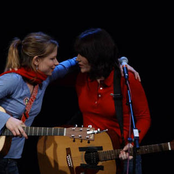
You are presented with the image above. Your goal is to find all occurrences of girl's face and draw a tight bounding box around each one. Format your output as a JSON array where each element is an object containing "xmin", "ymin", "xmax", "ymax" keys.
[
  {"xmin": 34, "ymin": 46, "xmax": 59, "ymax": 76},
  {"xmin": 76, "ymin": 54, "xmax": 91, "ymax": 73}
]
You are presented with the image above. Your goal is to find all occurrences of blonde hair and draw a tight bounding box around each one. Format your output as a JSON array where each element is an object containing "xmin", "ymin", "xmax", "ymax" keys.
[
  {"xmin": 5, "ymin": 38, "xmax": 21, "ymax": 71},
  {"xmin": 5, "ymin": 32, "xmax": 59, "ymax": 71}
]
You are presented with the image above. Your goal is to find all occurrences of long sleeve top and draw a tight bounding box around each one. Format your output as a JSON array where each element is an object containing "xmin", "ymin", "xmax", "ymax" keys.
[
  {"xmin": 75, "ymin": 69, "xmax": 151, "ymax": 146},
  {"xmin": 0, "ymin": 57, "xmax": 77, "ymax": 159}
]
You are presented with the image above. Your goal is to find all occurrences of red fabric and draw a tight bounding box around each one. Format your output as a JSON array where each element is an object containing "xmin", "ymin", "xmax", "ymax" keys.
[
  {"xmin": 75, "ymin": 70, "xmax": 151, "ymax": 145},
  {"xmin": 21, "ymin": 84, "xmax": 39, "ymax": 122},
  {"xmin": 0, "ymin": 67, "xmax": 47, "ymax": 84}
]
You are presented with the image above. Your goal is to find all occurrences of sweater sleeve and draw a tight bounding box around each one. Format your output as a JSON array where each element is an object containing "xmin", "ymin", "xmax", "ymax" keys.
[
  {"xmin": 50, "ymin": 57, "xmax": 78, "ymax": 81},
  {"xmin": 0, "ymin": 74, "xmax": 19, "ymax": 131},
  {"xmin": 126, "ymin": 72, "xmax": 151, "ymax": 143}
]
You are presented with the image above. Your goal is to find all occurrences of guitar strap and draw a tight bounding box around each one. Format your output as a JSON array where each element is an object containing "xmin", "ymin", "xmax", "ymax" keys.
[
  {"xmin": 21, "ymin": 84, "xmax": 39, "ymax": 122},
  {"xmin": 113, "ymin": 69, "xmax": 125, "ymax": 147}
]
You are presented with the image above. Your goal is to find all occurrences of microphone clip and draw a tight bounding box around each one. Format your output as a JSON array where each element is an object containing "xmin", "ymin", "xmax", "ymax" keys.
[{"xmin": 110, "ymin": 93, "xmax": 123, "ymax": 100}]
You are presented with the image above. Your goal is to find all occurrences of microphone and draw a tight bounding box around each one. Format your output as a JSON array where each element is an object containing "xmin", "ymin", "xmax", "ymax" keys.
[{"xmin": 118, "ymin": 56, "xmax": 129, "ymax": 80}]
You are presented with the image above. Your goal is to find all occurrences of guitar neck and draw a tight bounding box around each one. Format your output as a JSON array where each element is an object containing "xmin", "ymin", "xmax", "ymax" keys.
[
  {"xmin": 1, "ymin": 127, "xmax": 66, "ymax": 136},
  {"xmin": 98, "ymin": 141, "xmax": 173, "ymax": 161},
  {"xmin": 137, "ymin": 142, "xmax": 172, "ymax": 155}
]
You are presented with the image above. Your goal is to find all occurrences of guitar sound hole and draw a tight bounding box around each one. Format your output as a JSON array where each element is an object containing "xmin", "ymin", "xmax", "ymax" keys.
[{"xmin": 85, "ymin": 151, "xmax": 99, "ymax": 165}]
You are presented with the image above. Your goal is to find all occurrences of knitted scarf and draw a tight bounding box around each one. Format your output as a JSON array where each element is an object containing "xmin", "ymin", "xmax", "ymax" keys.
[{"xmin": 0, "ymin": 67, "xmax": 47, "ymax": 84}]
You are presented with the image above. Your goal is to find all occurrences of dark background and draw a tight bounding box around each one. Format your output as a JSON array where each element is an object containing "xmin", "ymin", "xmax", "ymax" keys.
[{"xmin": 1, "ymin": 2, "xmax": 173, "ymax": 174}]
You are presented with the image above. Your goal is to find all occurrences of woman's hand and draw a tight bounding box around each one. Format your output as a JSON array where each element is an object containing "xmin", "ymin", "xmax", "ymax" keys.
[
  {"xmin": 6, "ymin": 117, "xmax": 28, "ymax": 139},
  {"xmin": 120, "ymin": 64, "xmax": 141, "ymax": 82},
  {"xmin": 119, "ymin": 143, "xmax": 133, "ymax": 160}
]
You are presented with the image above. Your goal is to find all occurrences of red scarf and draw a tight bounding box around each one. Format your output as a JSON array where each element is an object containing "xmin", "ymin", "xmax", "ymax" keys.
[{"xmin": 0, "ymin": 67, "xmax": 47, "ymax": 84}]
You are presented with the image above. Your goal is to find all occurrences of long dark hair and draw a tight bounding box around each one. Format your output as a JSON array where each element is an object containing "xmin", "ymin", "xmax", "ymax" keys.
[{"xmin": 74, "ymin": 28, "xmax": 120, "ymax": 80}]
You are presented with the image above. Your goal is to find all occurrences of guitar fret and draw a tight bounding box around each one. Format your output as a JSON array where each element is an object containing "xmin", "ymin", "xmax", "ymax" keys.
[
  {"xmin": 115, "ymin": 149, "xmax": 120, "ymax": 158},
  {"xmin": 106, "ymin": 150, "xmax": 112, "ymax": 160},
  {"xmin": 26, "ymin": 127, "xmax": 29, "ymax": 135},
  {"xmin": 46, "ymin": 128, "xmax": 49, "ymax": 135},
  {"xmin": 29, "ymin": 127, "xmax": 31, "ymax": 135},
  {"xmin": 45, "ymin": 127, "xmax": 47, "ymax": 135},
  {"xmin": 42, "ymin": 127, "xmax": 44, "ymax": 135},
  {"xmin": 32, "ymin": 127, "xmax": 34, "ymax": 135},
  {"xmin": 52, "ymin": 128, "xmax": 54, "ymax": 135},
  {"xmin": 99, "ymin": 149, "xmax": 120, "ymax": 161},
  {"xmin": 1, "ymin": 129, "xmax": 13, "ymax": 136},
  {"xmin": 55, "ymin": 128, "xmax": 58, "ymax": 136},
  {"xmin": 37, "ymin": 127, "xmax": 39, "ymax": 135},
  {"xmin": 168, "ymin": 142, "xmax": 171, "ymax": 150},
  {"xmin": 138, "ymin": 142, "xmax": 170, "ymax": 155},
  {"xmin": 42, "ymin": 127, "xmax": 45, "ymax": 135},
  {"xmin": 56, "ymin": 128, "xmax": 63, "ymax": 136}
]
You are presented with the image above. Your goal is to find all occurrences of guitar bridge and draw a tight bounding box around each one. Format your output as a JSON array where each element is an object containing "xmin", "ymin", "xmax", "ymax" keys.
[{"xmin": 66, "ymin": 147, "xmax": 75, "ymax": 174}]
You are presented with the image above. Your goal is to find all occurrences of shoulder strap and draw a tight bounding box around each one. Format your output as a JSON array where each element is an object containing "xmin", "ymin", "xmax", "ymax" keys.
[
  {"xmin": 113, "ymin": 69, "xmax": 125, "ymax": 147},
  {"xmin": 21, "ymin": 84, "xmax": 39, "ymax": 122}
]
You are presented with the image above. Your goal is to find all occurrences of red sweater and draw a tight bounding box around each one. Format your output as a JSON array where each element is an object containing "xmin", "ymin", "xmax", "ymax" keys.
[{"xmin": 75, "ymin": 70, "xmax": 151, "ymax": 145}]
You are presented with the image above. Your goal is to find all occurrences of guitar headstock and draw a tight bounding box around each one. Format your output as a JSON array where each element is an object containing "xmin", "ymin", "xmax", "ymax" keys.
[{"xmin": 66, "ymin": 125, "xmax": 103, "ymax": 142}]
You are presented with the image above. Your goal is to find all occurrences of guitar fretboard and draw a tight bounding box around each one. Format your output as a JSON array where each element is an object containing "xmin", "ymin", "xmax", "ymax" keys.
[
  {"xmin": 98, "ymin": 142, "xmax": 172, "ymax": 161},
  {"xmin": 137, "ymin": 142, "xmax": 171, "ymax": 154},
  {"xmin": 98, "ymin": 149, "xmax": 120, "ymax": 161},
  {"xmin": 1, "ymin": 127, "xmax": 65, "ymax": 136}
]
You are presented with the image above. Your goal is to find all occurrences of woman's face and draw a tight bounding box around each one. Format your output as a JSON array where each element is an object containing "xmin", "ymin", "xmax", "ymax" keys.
[
  {"xmin": 35, "ymin": 46, "xmax": 59, "ymax": 76},
  {"xmin": 76, "ymin": 54, "xmax": 91, "ymax": 73}
]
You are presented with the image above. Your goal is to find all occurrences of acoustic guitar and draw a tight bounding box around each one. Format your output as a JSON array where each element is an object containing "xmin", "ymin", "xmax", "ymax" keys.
[
  {"xmin": 0, "ymin": 106, "xmax": 99, "ymax": 158},
  {"xmin": 37, "ymin": 131, "xmax": 174, "ymax": 174}
]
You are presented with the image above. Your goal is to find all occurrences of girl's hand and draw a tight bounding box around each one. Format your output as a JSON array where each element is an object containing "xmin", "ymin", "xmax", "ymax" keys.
[
  {"xmin": 119, "ymin": 143, "xmax": 133, "ymax": 160},
  {"xmin": 120, "ymin": 64, "xmax": 141, "ymax": 82},
  {"xmin": 6, "ymin": 117, "xmax": 28, "ymax": 139}
]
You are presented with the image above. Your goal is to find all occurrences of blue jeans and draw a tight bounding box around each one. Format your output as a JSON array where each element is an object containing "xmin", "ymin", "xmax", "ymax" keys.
[
  {"xmin": 123, "ymin": 155, "xmax": 142, "ymax": 174},
  {"xmin": 0, "ymin": 158, "xmax": 19, "ymax": 174}
]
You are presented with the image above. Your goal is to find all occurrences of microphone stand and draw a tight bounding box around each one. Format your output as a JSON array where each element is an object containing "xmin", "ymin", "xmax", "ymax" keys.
[{"xmin": 123, "ymin": 65, "xmax": 140, "ymax": 174}]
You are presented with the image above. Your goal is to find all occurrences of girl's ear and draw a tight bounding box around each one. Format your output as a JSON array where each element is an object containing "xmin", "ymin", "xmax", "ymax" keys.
[{"xmin": 33, "ymin": 56, "xmax": 40, "ymax": 66}]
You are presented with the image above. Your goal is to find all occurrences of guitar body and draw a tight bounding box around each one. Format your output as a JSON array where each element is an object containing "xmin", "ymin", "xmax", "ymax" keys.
[
  {"xmin": 0, "ymin": 106, "xmax": 12, "ymax": 158},
  {"xmin": 0, "ymin": 136, "xmax": 12, "ymax": 158},
  {"xmin": 37, "ymin": 130, "xmax": 120, "ymax": 174}
]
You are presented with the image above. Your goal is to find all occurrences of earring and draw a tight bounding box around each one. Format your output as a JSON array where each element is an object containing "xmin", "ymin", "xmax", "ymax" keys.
[{"xmin": 36, "ymin": 65, "xmax": 39, "ymax": 70}]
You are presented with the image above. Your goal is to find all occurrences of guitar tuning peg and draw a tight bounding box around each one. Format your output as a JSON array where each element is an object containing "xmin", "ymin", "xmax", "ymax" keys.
[
  {"xmin": 86, "ymin": 136, "xmax": 90, "ymax": 143},
  {"xmin": 71, "ymin": 134, "xmax": 75, "ymax": 142},
  {"xmin": 88, "ymin": 125, "xmax": 92, "ymax": 128},
  {"xmin": 78, "ymin": 135, "xmax": 83, "ymax": 142}
]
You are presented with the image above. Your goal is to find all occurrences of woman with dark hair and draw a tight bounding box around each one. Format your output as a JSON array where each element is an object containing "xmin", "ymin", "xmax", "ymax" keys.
[{"xmin": 74, "ymin": 28, "xmax": 151, "ymax": 174}]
